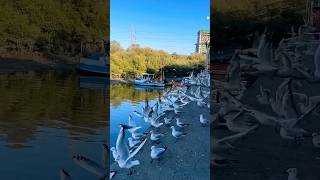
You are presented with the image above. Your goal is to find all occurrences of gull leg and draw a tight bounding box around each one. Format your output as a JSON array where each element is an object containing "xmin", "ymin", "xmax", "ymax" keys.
[{"xmin": 128, "ymin": 168, "xmax": 133, "ymax": 176}]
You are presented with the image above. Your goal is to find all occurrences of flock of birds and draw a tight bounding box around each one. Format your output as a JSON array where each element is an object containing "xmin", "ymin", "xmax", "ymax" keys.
[
  {"xmin": 59, "ymin": 70, "xmax": 210, "ymax": 180},
  {"xmin": 213, "ymin": 22, "xmax": 320, "ymax": 180}
]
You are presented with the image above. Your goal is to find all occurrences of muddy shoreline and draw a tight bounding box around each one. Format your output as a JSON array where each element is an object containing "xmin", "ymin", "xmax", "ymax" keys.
[{"xmin": 0, "ymin": 57, "xmax": 76, "ymax": 74}]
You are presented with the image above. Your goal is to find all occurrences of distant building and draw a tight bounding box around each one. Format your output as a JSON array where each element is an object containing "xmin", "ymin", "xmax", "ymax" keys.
[{"xmin": 196, "ymin": 30, "xmax": 210, "ymax": 54}]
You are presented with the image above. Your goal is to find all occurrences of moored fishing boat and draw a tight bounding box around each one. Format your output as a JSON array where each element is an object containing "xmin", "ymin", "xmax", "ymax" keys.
[
  {"xmin": 134, "ymin": 73, "xmax": 165, "ymax": 87},
  {"xmin": 79, "ymin": 52, "xmax": 109, "ymax": 76}
]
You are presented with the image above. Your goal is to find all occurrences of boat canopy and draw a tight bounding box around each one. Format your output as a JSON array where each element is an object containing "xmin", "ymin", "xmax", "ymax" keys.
[{"xmin": 141, "ymin": 73, "xmax": 155, "ymax": 78}]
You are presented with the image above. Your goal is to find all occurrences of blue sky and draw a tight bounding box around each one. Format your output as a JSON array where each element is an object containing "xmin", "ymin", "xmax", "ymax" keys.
[{"xmin": 110, "ymin": 0, "xmax": 210, "ymax": 55}]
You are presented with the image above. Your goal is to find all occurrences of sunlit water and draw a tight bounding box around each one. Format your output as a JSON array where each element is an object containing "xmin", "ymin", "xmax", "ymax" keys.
[
  {"xmin": 0, "ymin": 70, "xmax": 107, "ymax": 180},
  {"xmin": 110, "ymin": 84, "xmax": 165, "ymax": 148}
]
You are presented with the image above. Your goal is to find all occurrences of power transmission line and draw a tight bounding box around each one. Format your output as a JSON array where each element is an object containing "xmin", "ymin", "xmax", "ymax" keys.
[{"xmin": 129, "ymin": 25, "xmax": 136, "ymax": 45}]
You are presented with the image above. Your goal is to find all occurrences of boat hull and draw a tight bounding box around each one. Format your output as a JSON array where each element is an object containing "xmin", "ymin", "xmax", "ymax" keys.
[
  {"xmin": 134, "ymin": 80, "xmax": 165, "ymax": 87},
  {"xmin": 79, "ymin": 63, "xmax": 109, "ymax": 76},
  {"xmin": 78, "ymin": 54, "xmax": 109, "ymax": 76},
  {"xmin": 134, "ymin": 85, "xmax": 165, "ymax": 90}
]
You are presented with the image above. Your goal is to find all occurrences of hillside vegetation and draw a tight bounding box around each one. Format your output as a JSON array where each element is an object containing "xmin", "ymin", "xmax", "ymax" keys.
[
  {"xmin": 0, "ymin": 0, "xmax": 109, "ymax": 62},
  {"xmin": 110, "ymin": 41, "xmax": 207, "ymax": 78}
]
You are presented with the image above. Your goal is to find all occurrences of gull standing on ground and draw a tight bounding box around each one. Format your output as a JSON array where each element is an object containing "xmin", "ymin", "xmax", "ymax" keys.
[
  {"xmin": 150, "ymin": 146, "xmax": 167, "ymax": 160},
  {"xmin": 200, "ymin": 114, "xmax": 209, "ymax": 126},
  {"xmin": 164, "ymin": 117, "xmax": 172, "ymax": 124},
  {"xmin": 150, "ymin": 130, "xmax": 164, "ymax": 141},
  {"xmin": 170, "ymin": 126, "xmax": 187, "ymax": 139},
  {"xmin": 150, "ymin": 118, "xmax": 164, "ymax": 128},
  {"xmin": 176, "ymin": 118, "xmax": 190, "ymax": 128},
  {"xmin": 312, "ymin": 132, "xmax": 320, "ymax": 148},
  {"xmin": 286, "ymin": 168, "xmax": 299, "ymax": 180}
]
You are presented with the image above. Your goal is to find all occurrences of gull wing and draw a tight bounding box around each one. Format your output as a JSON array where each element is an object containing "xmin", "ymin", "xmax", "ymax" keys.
[
  {"xmin": 129, "ymin": 126, "xmax": 141, "ymax": 133},
  {"xmin": 72, "ymin": 155, "xmax": 104, "ymax": 177},
  {"xmin": 153, "ymin": 148, "xmax": 166, "ymax": 155},
  {"xmin": 289, "ymin": 102, "xmax": 320, "ymax": 127},
  {"xmin": 293, "ymin": 92, "xmax": 308, "ymax": 105},
  {"xmin": 133, "ymin": 111, "xmax": 143, "ymax": 118},
  {"xmin": 128, "ymin": 115, "xmax": 136, "ymax": 127},
  {"xmin": 127, "ymin": 138, "xmax": 147, "ymax": 161},
  {"xmin": 218, "ymin": 124, "xmax": 258, "ymax": 143},
  {"xmin": 239, "ymin": 54, "xmax": 259, "ymax": 63}
]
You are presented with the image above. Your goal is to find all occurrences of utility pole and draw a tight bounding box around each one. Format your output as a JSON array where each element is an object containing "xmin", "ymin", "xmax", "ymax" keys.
[{"xmin": 130, "ymin": 24, "xmax": 136, "ymax": 46}]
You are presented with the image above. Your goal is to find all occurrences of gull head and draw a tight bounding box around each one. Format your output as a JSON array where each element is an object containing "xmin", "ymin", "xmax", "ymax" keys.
[
  {"xmin": 170, "ymin": 126, "xmax": 174, "ymax": 129},
  {"xmin": 151, "ymin": 146, "xmax": 155, "ymax": 150},
  {"xmin": 286, "ymin": 168, "xmax": 298, "ymax": 176},
  {"xmin": 110, "ymin": 147, "xmax": 116, "ymax": 151},
  {"xmin": 128, "ymin": 137, "xmax": 133, "ymax": 141}
]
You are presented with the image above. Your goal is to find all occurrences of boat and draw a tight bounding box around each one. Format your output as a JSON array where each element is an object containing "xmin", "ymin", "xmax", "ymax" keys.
[
  {"xmin": 134, "ymin": 85, "xmax": 165, "ymax": 90},
  {"xmin": 134, "ymin": 73, "xmax": 165, "ymax": 87},
  {"xmin": 79, "ymin": 52, "xmax": 109, "ymax": 76}
]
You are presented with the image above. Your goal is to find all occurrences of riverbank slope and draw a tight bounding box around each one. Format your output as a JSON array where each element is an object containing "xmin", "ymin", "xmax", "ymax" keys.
[{"xmin": 0, "ymin": 58, "xmax": 76, "ymax": 74}]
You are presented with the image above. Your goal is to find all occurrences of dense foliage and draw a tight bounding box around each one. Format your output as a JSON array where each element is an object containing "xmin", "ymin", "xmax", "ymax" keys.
[
  {"xmin": 211, "ymin": 0, "xmax": 305, "ymax": 48},
  {"xmin": 0, "ymin": 0, "xmax": 109, "ymax": 61},
  {"xmin": 110, "ymin": 41, "xmax": 207, "ymax": 78}
]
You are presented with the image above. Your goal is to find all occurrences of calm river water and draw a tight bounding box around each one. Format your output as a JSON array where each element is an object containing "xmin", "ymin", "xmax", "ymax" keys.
[{"xmin": 0, "ymin": 70, "xmax": 107, "ymax": 180}]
